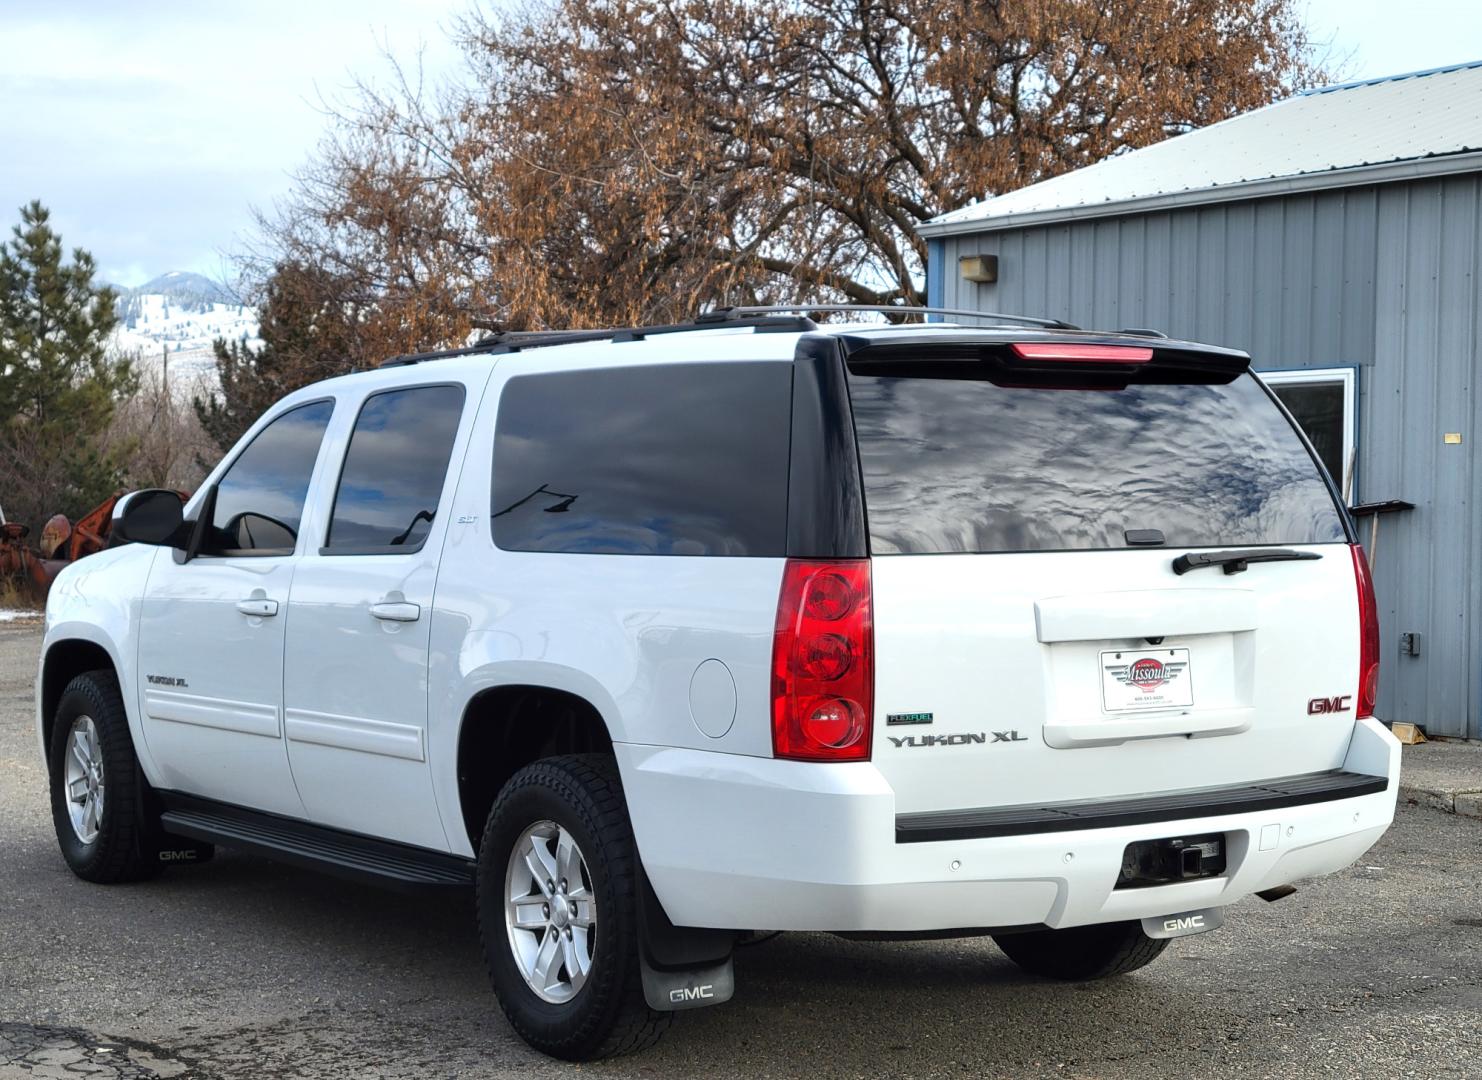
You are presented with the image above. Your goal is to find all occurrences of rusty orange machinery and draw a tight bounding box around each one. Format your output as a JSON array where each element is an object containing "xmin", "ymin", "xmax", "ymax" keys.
[{"xmin": 0, "ymin": 491, "xmax": 190, "ymax": 602}]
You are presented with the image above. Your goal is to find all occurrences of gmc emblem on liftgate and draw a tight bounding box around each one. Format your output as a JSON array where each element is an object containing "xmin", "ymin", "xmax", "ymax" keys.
[{"xmin": 1307, "ymin": 695, "xmax": 1353, "ymax": 715}]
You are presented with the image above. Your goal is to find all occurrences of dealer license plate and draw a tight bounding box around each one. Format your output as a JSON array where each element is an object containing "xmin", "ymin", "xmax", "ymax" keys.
[{"xmin": 1100, "ymin": 648, "xmax": 1194, "ymax": 712}]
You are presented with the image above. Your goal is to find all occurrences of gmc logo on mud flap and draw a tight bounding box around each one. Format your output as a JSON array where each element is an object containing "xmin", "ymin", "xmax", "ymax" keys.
[
  {"xmin": 1164, "ymin": 915, "xmax": 1205, "ymax": 933},
  {"xmin": 669, "ymin": 985, "xmax": 714, "ymax": 1003},
  {"xmin": 1307, "ymin": 695, "xmax": 1353, "ymax": 715},
  {"xmin": 158, "ymin": 850, "xmax": 198, "ymax": 862}
]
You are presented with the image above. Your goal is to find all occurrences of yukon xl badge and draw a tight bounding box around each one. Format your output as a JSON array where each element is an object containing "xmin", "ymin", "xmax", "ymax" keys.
[
  {"xmin": 889, "ymin": 731, "xmax": 1027, "ymax": 748},
  {"xmin": 145, "ymin": 674, "xmax": 189, "ymax": 688}
]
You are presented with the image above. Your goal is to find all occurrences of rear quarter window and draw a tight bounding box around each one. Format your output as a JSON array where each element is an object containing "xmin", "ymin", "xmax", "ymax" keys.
[
  {"xmin": 847, "ymin": 370, "xmax": 1346, "ymax": 555},
  {"xmin": 492, "ymin": 362, "xmax": 792, "ymax": 556}
]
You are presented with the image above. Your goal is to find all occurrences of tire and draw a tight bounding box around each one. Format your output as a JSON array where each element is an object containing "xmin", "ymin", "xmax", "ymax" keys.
[
  {"xmin": 476, "ymin": 754, "xmax": 670, "ymax": 1061},
  {"xmin": 992, "ymin": 921, "xmax": 1170, "ymax": 980},
  {"xmin": 48, "ymin": 670, "xmax": 159, "ymax": 884}
]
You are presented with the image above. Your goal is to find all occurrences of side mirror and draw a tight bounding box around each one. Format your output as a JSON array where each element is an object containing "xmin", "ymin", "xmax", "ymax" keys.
[{"xmin": 111, "ymin": 489, "xmax": 187, "ymax": 548}]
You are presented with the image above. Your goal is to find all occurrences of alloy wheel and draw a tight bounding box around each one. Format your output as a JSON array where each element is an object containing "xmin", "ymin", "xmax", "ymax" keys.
[
  {"xmin": 504, "ymin": 820, "xmax": 597, "ymax": 1004},
  {"xmin": 63, "ymin": 714, "xmax": 105, "ymax": 845}
]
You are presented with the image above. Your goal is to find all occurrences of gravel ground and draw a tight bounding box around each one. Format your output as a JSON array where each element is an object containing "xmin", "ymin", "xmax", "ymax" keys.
[{"xmin": 2, "ymin": 621, "xmax": 1480, "ymax": 1079}]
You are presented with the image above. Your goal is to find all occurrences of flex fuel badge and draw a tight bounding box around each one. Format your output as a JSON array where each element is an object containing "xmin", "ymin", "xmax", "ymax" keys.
[{"xmin": 886, "ymin": 712, "xmax": 933, "ymax": 726}]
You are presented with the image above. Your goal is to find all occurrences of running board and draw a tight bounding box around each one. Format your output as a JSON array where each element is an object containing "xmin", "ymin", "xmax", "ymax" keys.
[{"xmin": 158, "ymin": 793, "xmax": 475, "ymax": 890}]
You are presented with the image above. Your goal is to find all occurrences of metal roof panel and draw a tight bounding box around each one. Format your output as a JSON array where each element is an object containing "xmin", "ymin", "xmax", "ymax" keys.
[{"xmin": 926, "ymin": 60, "xmax": 1482, "ymax": 234}]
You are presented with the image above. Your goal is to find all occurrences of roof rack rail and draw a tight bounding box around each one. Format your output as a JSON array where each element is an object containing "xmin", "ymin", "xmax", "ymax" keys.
[
  {"xmin": 378, "ymin": 313, "xmax": 816, "ymax": 367},
  {"xmin": 696, "ymin": 304, "xmax": 1079, "ymax": 330},
  {"xmin": 377, "ymin": 304, "xmax": 1077, "ymax": 368}
]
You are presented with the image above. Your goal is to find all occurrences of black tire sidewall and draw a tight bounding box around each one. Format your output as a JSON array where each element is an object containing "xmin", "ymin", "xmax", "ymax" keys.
[
  {"xmin": 477, "ymin": 759, "xmax": 644, "ymax": 1058},
  {"xmin": 993, "ymin": 920, "xmax": 1167, "ymax": 980},
  {"xmin": 48, "ymin": 672, "xmax": 152, "ymax": 882}
]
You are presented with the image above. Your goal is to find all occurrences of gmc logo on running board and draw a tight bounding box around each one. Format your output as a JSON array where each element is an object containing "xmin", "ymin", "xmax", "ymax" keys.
[{"xmin": 1307, "ymin": 695, "xmax": 1353, "ymax": 715}]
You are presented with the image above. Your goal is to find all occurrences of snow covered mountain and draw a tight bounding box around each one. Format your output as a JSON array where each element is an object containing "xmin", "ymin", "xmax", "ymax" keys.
[{"xmin": 107, "ymin": 271, "xmax": 261, "ymax": 383}]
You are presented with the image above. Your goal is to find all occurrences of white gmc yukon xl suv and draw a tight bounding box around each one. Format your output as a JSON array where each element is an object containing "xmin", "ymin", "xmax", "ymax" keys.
[{"xmin": 38, "ymin": 308, "xmax": 1400, "ymax": 1060}]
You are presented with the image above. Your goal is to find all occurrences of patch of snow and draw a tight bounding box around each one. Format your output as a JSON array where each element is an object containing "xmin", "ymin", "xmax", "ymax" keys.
[
  {"xmin": 0, "ymin": 609, "xmax": 43, "ymax": 622},
  {"xmin": 109, "ymin": 287, "xmax": 261, "ymax": 383}
]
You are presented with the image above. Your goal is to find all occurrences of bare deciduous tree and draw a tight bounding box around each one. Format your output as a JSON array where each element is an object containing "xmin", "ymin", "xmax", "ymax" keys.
[
  {"xmin": 256, "ymin": 0, "xmax": 1325, "ymax": 344},
  {"xmin": 106, "ymin": 355, "xmax": 213, "ymax": 491}
]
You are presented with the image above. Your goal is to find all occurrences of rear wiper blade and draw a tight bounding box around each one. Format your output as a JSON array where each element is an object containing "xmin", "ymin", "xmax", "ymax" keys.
[{"xmin": 1171, "ymin": 549, "xmax": 1322, "ymax": 576}]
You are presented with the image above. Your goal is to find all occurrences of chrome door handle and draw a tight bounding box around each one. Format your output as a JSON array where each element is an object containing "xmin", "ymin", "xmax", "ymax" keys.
[
  {"xmin": 236, "ymin": 598, "xmax": 279, "ymax": 618},
  {"xmin": 370, "ymin": 601, "xmax": 421, "ymax": 623}
]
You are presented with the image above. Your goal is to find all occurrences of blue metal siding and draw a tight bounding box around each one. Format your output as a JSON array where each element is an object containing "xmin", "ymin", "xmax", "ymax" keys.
[
  {"xmin": 942, "ymin": 190, "xmax": 1383, "ymax": 368},
  {"xmin": 925, "ymin": 238, "xmax": 945, "ymax": 316},
  {"xmin": 940, "ymin": 175, "xmax": 1482, "ymax": 737},
  {"xmin": 1368, "ymin": 177, "xmax": 1481, "ymax": 738}
]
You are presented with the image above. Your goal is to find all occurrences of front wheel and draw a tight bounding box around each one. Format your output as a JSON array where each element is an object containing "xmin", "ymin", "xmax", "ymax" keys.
[
  {"xmin": 992, "ymin": 921, "xmax": 1169, "ymax": 980},
  {"xmin": 48, "ymin": 671, "xmax": 159, "ymax": 883},
  {"xmin": 476, "ymin": 755, "xmax": 669, "ymax": 1060}
]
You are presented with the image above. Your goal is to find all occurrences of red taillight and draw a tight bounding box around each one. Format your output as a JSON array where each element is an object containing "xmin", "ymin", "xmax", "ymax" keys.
[
  {"xmin": 1009, "ymin": 342, "xmax": 1154, "ymax": 364},
  {"xmin": 1352, "ymin": 544, "xmax": 1380, "ymax": 718},
  {"xmin": 772, "ymin": 559, "xmax": 873, "ymax": 761}
]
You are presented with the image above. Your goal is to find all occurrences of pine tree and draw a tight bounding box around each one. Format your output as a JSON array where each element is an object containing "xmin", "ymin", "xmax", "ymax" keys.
[
  {"xmin": 0, "ymin": 201, "xmax": 136, "ymax": 531},
  {"xmin": 194, "ymin": 262, "xmax": 361, "ymax": 454}
]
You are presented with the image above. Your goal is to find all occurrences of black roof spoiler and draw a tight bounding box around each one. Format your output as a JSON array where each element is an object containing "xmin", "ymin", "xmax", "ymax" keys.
[{"xmin": 838, "ymin": 330, "xmax": 1251, "ymax": 383}]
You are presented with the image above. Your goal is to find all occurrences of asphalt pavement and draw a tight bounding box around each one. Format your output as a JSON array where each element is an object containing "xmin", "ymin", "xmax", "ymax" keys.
[{"xmin": 2, "ymin": 620, "xmax": 1480, "ymax": 1079}]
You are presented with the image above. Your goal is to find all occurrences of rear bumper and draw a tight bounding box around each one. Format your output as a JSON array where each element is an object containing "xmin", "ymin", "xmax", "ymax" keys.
[{"xmin": 617, "ymin": 717, "xmax": 1400, "ymax": 933}]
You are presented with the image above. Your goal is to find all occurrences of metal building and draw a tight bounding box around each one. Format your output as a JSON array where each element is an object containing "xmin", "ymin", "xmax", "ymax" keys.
[{"xmin": 921, "ymin": 62, "xmax": 1482, "ymax": 738}]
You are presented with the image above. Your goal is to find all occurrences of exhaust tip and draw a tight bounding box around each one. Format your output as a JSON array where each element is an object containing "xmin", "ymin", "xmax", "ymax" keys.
[{"xmin": 1256, "ymin": 884, "xmax": 1298, "ymax": 903}]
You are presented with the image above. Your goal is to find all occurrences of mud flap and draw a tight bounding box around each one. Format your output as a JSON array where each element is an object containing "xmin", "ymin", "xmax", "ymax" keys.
[
  {"xmin": 140, "ymin": 788, "xmax": 215, "ymax": 866},
  {"xmin": 1141, "ymin": 907, "xmax": 1224, "ymax": 939},
  {"xmin": 640, "ymin": 953, "xmax": 735, "ymax": 1011},
  {"xmin": 636, "ymin": 866, "xmax": 736, "ymax": 1011},
  {"xmin": 150, "ymin": 837, "xmax": 216, "ymax": 866}
]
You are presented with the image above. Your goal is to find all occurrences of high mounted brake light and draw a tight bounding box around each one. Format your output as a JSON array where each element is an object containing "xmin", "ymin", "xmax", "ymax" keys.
[
  {"xmin": 772, "ymin": 559, "xmax": 874, "ymax": 761},
  {"xmin": 1352, "ymin": 544, "xmax": 1380, "ymax": 719},
  {"xmin": 1009, "ymin": 343, "xmax": 1154, "ymax": 364}
]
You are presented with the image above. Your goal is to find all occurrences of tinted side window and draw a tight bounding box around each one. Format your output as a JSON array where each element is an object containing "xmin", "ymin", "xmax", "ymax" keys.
[
  {"xmin": 203, "ymin": 399, "xmax": 334, "ymax": 556},
  {"xmin": 848, "ymin": 371, "xmax": 1346, "ymax": 554},
  {"xmin": 325, "ymin": 385, "xmax": 466, "ymax": 552},
  {"xmin": 493, "ymin": 363, "xmax": 791, "ymax": 556}
]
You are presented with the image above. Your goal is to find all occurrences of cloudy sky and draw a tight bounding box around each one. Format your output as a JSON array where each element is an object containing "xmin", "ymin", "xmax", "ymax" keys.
[
  {"xmin": 0, "ymin": 0, "xmax": 468, "ymax": 287},
  {"xmin": 2, "ymin": 0, "xmax": 1480, "ymax": 289}
]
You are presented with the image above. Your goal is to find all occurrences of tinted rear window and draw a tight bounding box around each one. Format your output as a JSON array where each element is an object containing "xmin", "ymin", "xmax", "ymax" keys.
[
  {"xmin": 492, "ymin": 362, "xmax": 791, "ymax": 556},
  {"xmin": 848, "ymin": 371, "xmax": 1346, "ymax": 555},
  {"xmin": 325, "ymin": 384, "xmax": 465, "ymax": 552}
]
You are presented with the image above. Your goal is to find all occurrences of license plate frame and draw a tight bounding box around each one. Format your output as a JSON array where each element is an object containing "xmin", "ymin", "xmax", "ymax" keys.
[{"xmin": 1099, "ymin": 647, "xmax": 1194, "ymax": 712}]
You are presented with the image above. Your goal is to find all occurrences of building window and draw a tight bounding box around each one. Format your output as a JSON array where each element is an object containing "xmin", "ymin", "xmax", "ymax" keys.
[{"xmin": 1258, "ymin": 367, "xmax": 1356, "ymax": 500}]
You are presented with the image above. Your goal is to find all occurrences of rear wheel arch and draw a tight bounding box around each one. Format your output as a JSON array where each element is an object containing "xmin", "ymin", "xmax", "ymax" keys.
[{"xmin": 456, "ymin": 685, "xmax": 618, "ymax": 851}]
